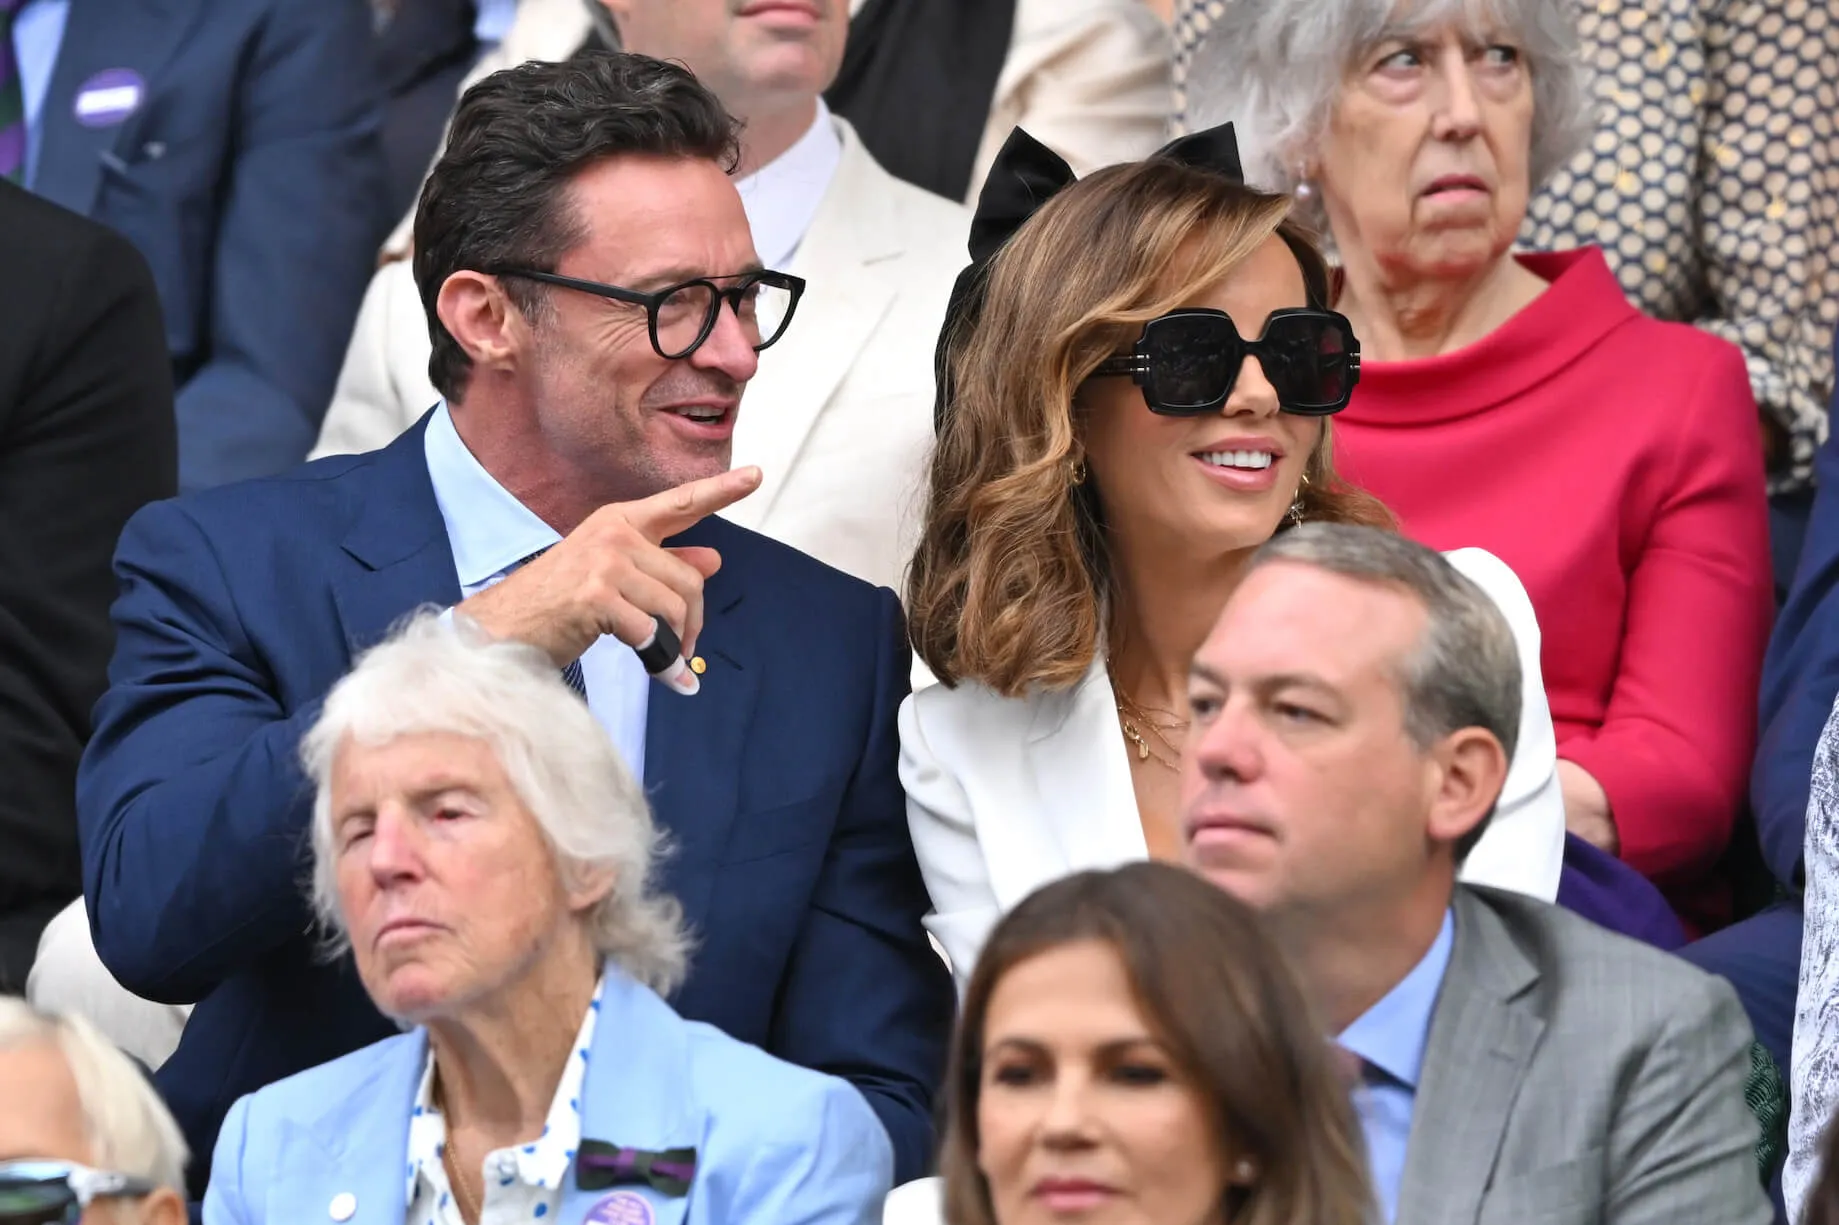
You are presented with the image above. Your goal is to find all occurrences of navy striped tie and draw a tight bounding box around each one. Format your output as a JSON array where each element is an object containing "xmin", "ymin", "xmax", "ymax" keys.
[{"xmin": 516, "ymin": 547, "xmax": 587, "ymax": 698}]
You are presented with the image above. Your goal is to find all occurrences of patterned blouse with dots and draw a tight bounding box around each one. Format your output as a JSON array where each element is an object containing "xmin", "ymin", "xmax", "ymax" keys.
[
  {"xmin": 404, "ymin": 974, "xmax": 604, "ymax": 1225},
  {"xmin": 1171, "ymin": 0, "xmax": 1838, "ymax": 491}
]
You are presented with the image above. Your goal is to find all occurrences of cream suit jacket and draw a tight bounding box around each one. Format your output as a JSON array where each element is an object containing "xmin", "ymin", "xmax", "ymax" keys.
[
  {"xmin": 900, "ymin": 547, "xmax": 1570, "ymax": 989},
  {"xmin": 967, "ymin": 0, "xmax": 1172, "ymax": 201},
  {"xmin": 842, "ymin": 0, "xmax": 1173, "ymax": 202}
]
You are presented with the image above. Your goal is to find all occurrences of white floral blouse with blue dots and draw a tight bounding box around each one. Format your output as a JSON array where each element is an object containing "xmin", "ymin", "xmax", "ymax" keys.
[{"xmin": 403, "ymin": 974, "xmax": 604, "ymax": 1225}]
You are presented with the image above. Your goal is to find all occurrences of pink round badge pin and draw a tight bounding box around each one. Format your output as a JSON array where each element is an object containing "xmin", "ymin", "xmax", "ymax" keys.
[
  {"xmin": 584, "ymin": 1191, "xmax": 655, "ymax": 1225},
  {"xmin": 73, "ymin": 69, "xmax": 146, "ymax": 129}
]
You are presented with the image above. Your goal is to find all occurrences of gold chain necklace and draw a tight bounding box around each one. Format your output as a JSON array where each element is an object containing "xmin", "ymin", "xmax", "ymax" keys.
[
  {"xmin": 1110, "ymin": 670, "xmax": 1189, "ymax": 774},
  {"xmin": 437, "ymin": 1078, "xmax": 483, "ymax": 1225}
]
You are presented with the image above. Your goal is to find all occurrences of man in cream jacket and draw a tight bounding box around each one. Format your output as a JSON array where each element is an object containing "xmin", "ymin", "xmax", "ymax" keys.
[{"xmin": 313, "ymin": 0, "xmax": 973, "ymax": 595}]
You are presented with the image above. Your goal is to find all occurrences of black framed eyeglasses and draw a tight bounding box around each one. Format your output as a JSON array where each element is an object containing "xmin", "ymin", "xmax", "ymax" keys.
[
  {"xmin": 1093, "ymin": 307, "xmax": 1361, "ymax": 416},
  {"xmin": 490, "ymin": 267, "xmax": 807, "ymax": 360},
  {"xmin": 0, "ymin": 1161, "xmax": 159, "ymax": 1225}
]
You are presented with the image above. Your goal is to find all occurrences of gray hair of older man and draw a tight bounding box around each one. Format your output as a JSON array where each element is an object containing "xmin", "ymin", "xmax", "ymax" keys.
[
  {"xmin": 0, "ymin": 999, "xmax": 189, "ymax": 1192},
  {"xmin": 1244, "ymin": 524, "xmax": 1522, "ymax": 856},
  {"xmin": 1185, "ymin": 0, "xmax": 1593, "ymax": 209},
  {"xmin": 301, "ymin": 611, "xmax": 690, "ymax": 996}
]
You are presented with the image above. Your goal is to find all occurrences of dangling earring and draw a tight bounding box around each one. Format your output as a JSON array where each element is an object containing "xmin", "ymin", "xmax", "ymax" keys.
[
  {"xmin": 1068, "ymin": 453, "xmax": 1088, "ymax": 487},
  {"xmin": 1287, "ymin": 472, "xmax": 1310, "ymax": 527},
  {"xmin": 1293, "ymin": 167, "xmax": 1316, "ymax": 203}
]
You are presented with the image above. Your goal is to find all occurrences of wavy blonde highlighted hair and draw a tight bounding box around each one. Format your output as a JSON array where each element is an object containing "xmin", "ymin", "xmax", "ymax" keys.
[{"xmin": 907, "ymin": 157, "xmax": 1392, "ymax": 697}]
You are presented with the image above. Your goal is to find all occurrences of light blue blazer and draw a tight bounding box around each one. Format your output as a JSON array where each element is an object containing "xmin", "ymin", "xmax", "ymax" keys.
[{"xmin": 202, "ymin": 971, "xmax": 894, "ymax": 1225}]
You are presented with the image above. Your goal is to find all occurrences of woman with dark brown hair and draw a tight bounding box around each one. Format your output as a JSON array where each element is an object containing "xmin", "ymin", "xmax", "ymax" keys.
[
  {"xmin": 899, "ymin": 123, "xmax": 1569, "ymax": 989},
  {"xmin": 934, "ymin": 862, "xmax": 1372, "ymax": 1225}
]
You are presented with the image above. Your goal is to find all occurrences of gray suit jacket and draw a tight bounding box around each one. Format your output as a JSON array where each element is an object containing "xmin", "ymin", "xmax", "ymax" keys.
[{"xmin": 1399, "ymin": 887, "xmax": 1771, "ymax": 1225}]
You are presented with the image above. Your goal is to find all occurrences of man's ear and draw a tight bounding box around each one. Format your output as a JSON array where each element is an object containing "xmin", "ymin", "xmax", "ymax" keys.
[
  {"xmin": 1424, "ymin": 726, "xmax": 1508, "ymax": 849},
  {"xmin": 435, "ymin": 271, "xmax": 526, "ymax": 376}
]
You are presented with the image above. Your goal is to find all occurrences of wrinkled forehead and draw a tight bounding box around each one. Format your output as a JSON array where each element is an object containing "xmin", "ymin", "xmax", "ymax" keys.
[
  {"xmin": 565, "ymin": 154, "xmax": 758, "ymax": 283},
  {"xmin": 1361, "ymin": 0, "xmax": 1549, "ymax": 45},
  {"xmin": 1214, "ymin": 566, "xmax": 1426, "ymax": 676},
  {"xmin": 0, "ymin": 1039, "xmax": 91, "ymax": 1165}
]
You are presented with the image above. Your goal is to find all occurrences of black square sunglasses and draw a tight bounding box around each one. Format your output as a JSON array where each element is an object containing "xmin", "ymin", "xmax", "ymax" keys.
[{"xmin": 1093, "ymin": 307, "xmax": 1361, "ymax": 416}]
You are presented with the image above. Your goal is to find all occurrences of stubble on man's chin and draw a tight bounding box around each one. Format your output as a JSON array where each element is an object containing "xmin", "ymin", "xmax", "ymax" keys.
[{"xmin": 605, "ymin": 438, "xmax": 735, "ymax": 507}]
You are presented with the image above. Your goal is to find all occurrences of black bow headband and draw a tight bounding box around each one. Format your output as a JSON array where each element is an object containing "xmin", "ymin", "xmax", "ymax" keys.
[{"xmin": 932, "ymin": 122, "xmax": 1249, "ymax": 431}]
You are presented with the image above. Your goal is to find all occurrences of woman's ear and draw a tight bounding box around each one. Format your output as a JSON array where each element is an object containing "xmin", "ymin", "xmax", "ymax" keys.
[
  {"xmin": 128, "ymin": 1187, "xmax": 187, "ymax": 1225},
  {"xmin": 566, "ymin": 865, "xmax": 618, "ymax": 915}
]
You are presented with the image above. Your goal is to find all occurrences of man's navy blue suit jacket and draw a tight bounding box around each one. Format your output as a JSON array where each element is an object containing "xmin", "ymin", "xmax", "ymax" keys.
[
  {"xmin": 76, "ymin": 417, "xmax": 954, "ymax": 1192},
  {"xmin": 32, "ymin": 0, "xmax": 387, "ymax": 489}
]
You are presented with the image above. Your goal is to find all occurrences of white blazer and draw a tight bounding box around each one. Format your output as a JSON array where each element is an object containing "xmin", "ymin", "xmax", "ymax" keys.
[
  {"xmin": 312, "ymin": 118, "xmax": 970, "ymax": 595},
  {"xmin": 899, "ymin": 547, "xmax": 1568, "ymax": 989}
]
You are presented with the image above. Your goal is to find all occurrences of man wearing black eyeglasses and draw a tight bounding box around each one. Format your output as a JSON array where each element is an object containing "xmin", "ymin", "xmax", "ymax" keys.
[
  {"xmin": 314, "ymin": 0, "xmax": 976, "ymax": 600},
  {"xmin": 68, "ymin": 50, "xmax": 952, "ymax": 1197}
]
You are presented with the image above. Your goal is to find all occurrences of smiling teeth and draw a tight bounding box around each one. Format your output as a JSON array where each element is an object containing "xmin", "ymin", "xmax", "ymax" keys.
[{"xmin": 1199, "ymin": 450, "xmax": 1273, "ymax": 470}]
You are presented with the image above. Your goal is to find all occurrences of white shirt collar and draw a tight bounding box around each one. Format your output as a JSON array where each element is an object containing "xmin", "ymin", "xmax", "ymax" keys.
[
  {"xmin": 423, "ymin": 402, "xmax": 560, "ymax": 592},
  {"xmin": 405, "ymin": 972, "xmax": 606, "ymax": 1214},
  {"xmin": 732, "ymin": 100, "xmax": 843, "ymax": 270}
]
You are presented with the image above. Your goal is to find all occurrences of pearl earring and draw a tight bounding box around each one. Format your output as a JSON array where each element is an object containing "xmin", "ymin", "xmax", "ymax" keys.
[
  {"xmin": 1293, "ymin": 180, "xmax": 1316, "ymax": 202},
  {"xmin": 1234, "ymin": 1158, "xmax": 1258, "ymax": 1182}
]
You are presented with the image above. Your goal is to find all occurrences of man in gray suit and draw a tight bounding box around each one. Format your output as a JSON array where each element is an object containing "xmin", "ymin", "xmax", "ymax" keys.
[{"xmin": 1179, "ymin": 523, "xmax": 1770, "ymax": 1225}]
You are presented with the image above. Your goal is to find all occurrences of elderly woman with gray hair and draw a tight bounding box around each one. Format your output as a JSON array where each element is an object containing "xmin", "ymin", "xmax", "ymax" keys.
[
  {"xmin": 200, "ymin": 613, "xmax": 891, "ymax": 1225},
  {"xmin": 1186, "ymin": 0, "xmax": 1774, "ymax": 941}
]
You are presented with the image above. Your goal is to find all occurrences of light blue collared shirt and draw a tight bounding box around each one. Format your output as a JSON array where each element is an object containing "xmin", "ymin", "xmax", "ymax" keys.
[
  {"xmin": 471, "ymin": 0, "xmax": 518, "ymax": 46},
  {"xmin": 423, "ymin": 403, "xmax": 648, "ymax": 778},
  {"xmin": 11, "ymin": 0, "xmax": 70, "ymax": 189},
  {"xmin": 1337, "ymin": 909, "xmax": 1455, "ymax": 1224}
]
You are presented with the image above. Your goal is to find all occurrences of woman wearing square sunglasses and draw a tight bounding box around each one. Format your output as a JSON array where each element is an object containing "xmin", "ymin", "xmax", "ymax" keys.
[
  {"xmin": 898, "ymin": 124, "xmax": 1572, "ymax": 991},
  {"xmin": 0, "ymin": 999, "xmax": 187, "ymax": 1225}
]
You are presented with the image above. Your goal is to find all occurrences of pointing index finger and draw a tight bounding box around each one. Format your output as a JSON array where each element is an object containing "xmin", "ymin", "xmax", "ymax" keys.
[{"xmin": 627, "ymin": 467, "xmax": 763, "ymax": 542}]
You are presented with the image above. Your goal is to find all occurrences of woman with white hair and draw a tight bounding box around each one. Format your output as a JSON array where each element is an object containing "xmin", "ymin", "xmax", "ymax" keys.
[
  {"xmin": 0, "ymin": 999, "xmax": 188, "ymax": 1225},
  {"xmin": 201, "ymin": 612, "xmax": 891, "ymax": 1225},
  {"xmin": 1185, "ymin": 0, "xmax": 1774, "ymax": 937},
  {"xmin": 1174, "ymin": 0, "xmax": 1836, "ymax": 525}
]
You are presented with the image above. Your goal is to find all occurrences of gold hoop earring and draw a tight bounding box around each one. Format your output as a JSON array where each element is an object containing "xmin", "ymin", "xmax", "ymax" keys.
[{"xmin": 1068, "ymin": 455, "xmax": 1088, "ymax": 487}]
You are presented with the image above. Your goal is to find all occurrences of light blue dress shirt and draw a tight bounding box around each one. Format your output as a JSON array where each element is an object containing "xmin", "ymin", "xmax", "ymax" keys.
[
  {"xmin": 471, "ymin": 0, "xmax": 517, "ymax": 46},
  {"xmin": 1336, "ymin": 909, "xmax": 1455, "ymax": 1224},
  {"xmin": 11, "ymin": 0, "xmax": 69, "ymax": 189},
  {"xmin": 423, "ymin": 402, "xmax": 649, "ymax": 778}
]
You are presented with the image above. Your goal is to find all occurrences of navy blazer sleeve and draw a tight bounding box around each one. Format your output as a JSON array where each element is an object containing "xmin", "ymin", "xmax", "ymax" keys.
[
  {"xmin": 76, "ymin": 499, "xmax": 324, "ymax": 1004},
  {"xmin": 1753, "ymin": 324, "xmax": 1839, "ymax": 889},
  {"xmin": 175, "ymin": 0, "xmax": 388, "ymax": 490},
  {"xmin": 768, "ymin": 586, "xmax": 954, "ymax": 1182}
]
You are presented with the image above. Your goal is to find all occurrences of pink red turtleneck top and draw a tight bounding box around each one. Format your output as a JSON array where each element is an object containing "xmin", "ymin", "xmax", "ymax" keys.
[{"xmin": 1332, "ymin": 247, "xmax": 1773, "ymax": 930}]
